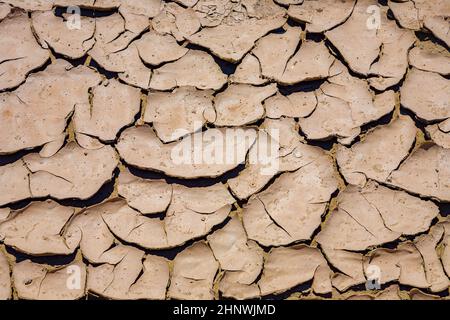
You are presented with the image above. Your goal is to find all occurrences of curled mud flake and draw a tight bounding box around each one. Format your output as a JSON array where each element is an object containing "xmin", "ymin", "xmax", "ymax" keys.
[
  {"xmin": 208, "ymin": 216, "xmax": 264, "ymax": 299},
  {"xmin": 13, "ymin": 260, "xmax": 86, "ymax": 300},
  {"xmin": 252, "ymin": 26, "xmax": 301, "ymax": 81},
  {"xmin": 0, "ymin": 11, "xmax": 50, "ymax": 91},
  {"xmin": 0, "ymin": 60, "xmax": 101, "ymax": 156},
  {"xmin": 135, "ymin": 31, "xmax": 188, "ymax": 66},
  {"xmin": 299, "ymin": 62, "xmax": 396, "ymax": 144},
  {"xmin": 321, "ymin": 248, "xmax": 366, "ymax": 292},
  {"xmin": 88, "ymin": 246, "xmax": 169, "ymax": 300},
  {"xmin": 229, "ymin": 118, "xmax": 322, "ymax": 200},
  {"xmin": 414, "ymin": 224, "xmax": 449, "ymax": 292},
  {"xmin": 23, "ymin": 142, "xmax": 119, "ymax": 200},
  {"xmin": 409, "ymin": 288, "xmax": 441, "ymax": 300},
  {"xmin": 325, "ymin": 0, "xmax": 381, "ymax": 76},
  {"xmin": 175, "ymin": 7, "xmax": 201, "ymax": 37},
  {"xmin": 117, "ymin": 125, "xmax": 256, "ymax": 179},
  {"xmin": 243, "ymin": 154, "xmax": 338, "ymax": 246},
  {"xmin": 387, "ymin": 144, "xmax": 450, "ymax": 202},
  {"xmin": 363, "ymin": 244, "xmax": 429, "ymax": 289},
  {"xmin": 2, "ymin": 0, "xmax": 53, "ymax": 11},
  {"xmin": 258, "ymin": 245, "xmax": 331, "ymax": 296},
  {"xmin": 0, "ymin": 200, "xmax": 79, "ymax": 256},
  {"xmin": 400, "ymin": 68, "xmax": 450, "ymax": 122},
  {"xmin": 281, "ymin": 41, "xmax": 335, "ymax": 85},
  {"xmin": 374, "ymin": 285, "xmax": 403, "ymax": 300},
  {"xmin": 168, "ymin": 242, "xmax": 219, "ymax": 300},
  {"xmin": 117, "ymin": 169, "xmax": 172, "ymax": 215},
  {"xmin": 97, "ymin": 199, "xmax": 167, "ymax": 249},
  {"xmin": 0, "ymin": 250, "xmax": 11, "ymax": 300},
  {"xmin": 187, "ymin": 0, "xmax": 287, "ymax": 62},
  {"xmin": 317, "ymin": 182, "xmax": 438, "ymax": 250},
  {"xmin": 409, "ymin": 42, "xmax": 450, "ymax": 76},
  {"xmin": 32, "ymin": 11, "xmax": 95, "ymax": 60},
  {"xmin": 368, "ymin": 10, "xmax": 416, "ymax": 90},
  {"xmin": 145, "ymin": 86, "xmax": 215, "ymax": 143},
  {"xmin": 149, "ymin": 50, "xmax": 227, "ymax": 90},
  {"xmin": 0, "ymin": 3, "xmax": 11, "ymax": 20},
  {"xmin": 74, "ymin": 79, "xmax": 141, "ymax": 147},
  {"xmin": 165, "ymin": 184, "xmax": 234, "ymax": 247},
  {"xmin": 336, "ymin": 116, "xmax": 417, "ymax": 186},
  {"xmin": 265, "ymin": 91, "xmax": 317, "ymax": 119},
  {"xmin": 287, "ymin": 0, "xmax": 355, "ymax": 33},
  {"xmin": 213, "ymin": 84, "xmax": 277, "ymax": 126},
  {"xmin": 0, "ymin": 160, "xmax": 31, "ymax": 207},
  {"xmin": 388, "ymin": 0, "xmax": 449, "ymax": 30},
  {"xmin": 229, "ymin": 54, "xmax": 268, "ymax": 85},
  {"xmin": 439, "ymin": 219, "xmax": 450, "ymax": 277},
  {"xmin": 426, "ymin": 121, "xmax": 450, "ymax": 149},
  {"xmin": 424, "ymin": 16, "xmax": 450, "ymax": 47},
  {"xmin": 66, "ymin": 201, "xmax": 130, "ymax": 264}
]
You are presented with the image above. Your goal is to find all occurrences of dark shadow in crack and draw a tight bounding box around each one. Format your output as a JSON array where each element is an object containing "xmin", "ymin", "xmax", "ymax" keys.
[{"xmin": 6, "ymin": 245, "xmax": 78, "ymax": 266}]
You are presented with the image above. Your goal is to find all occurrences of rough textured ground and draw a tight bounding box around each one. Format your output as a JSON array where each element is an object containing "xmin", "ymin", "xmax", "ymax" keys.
[{"xmin": 0, "ymin": 0, "xmax": 449, "ymax": 300}]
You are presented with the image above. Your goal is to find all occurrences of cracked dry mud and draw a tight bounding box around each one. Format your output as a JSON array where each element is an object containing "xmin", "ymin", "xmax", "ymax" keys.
[{"xmin": 0, "ymin": 0, "xmax": 449, "ymax": 301}]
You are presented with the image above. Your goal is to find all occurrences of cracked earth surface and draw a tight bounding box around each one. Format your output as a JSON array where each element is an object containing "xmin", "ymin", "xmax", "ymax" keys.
[{"xmin": 0, "ymin": 0, "xmax": 449, "ymax": 300}]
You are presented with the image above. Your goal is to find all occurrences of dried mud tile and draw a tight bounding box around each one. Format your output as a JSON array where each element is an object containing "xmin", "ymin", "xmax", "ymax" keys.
[
  {"xmin": 13, "ymin": 260, "xmax": 86, "ymax": 300},
  {"xmin": 388, "ymin": 0, "xmax": 449, "ymax": 30},
  {"xmin": 252, "ymin": 26, "xmax": 301, "ymax": 81},
  {"xmin": 174, "ymin": 7, "xmax": 201, "ymax": 37},
  {"xmin": 74, "ymin": 79, "xmax": 141, "ymax": 147},
  {"xmin": 374, "ymin": 285, "xmax": 403, "ymax": 300},
  {"xmin": 228, "ymin": 118, "xmax": 322, "ymax": 200},
  {"xmin": 299, "ymin": 61, "xmax": 396, "ymax": 144},
  {"xmin": 242, "ymin": 154, "xmax": 338, "ymax": 246},
  {"xmin": 2, "ymin": 0, "xmax": 53, "ymax": 11},
  {"xmin": 409, "ymin": 288, "xmax": 441, "ymax": 300},
  {"xmin": 135, "ymin": 31, "xmax": 188, "ymax": 66},
  {"xmin": 117, "ymin": 169, "xmax": 172, "ymax": 215},
  {"xmin": 66, "ymin": 201, "xmax": 131, "ymax": 264},
  {"xmin": 426, "ymin": 123, "xmax": 450, "ymax": 149},
  {"xmin": 119, "ymin": 0, "xmax": 162, "ymax": 18},
  {"xmin": 0, "ymin": 11, "xmax": 50, "ymax": 91},
  {"xmin": 0, "ymin": 60, "xmax": 101, "ymax": 155},
  {"xmin": 264, "ymin": 91, "xmax": 317, "ymax": 119},
  {"xmin": 363, "ymin": 245, "xmax": 429, "ymax": 288},
  {"xmin": 213, "ymin": 84, "xmax": 277, "ymax": 126},
  {"xmin": 187, "ymin": 0, "xmax": 287, "ymax": 62},
  {"xmin": 208, "ymin": 216, "xmax": 264, "ymax": 296},
  {"xmin": 23, "ymin": 142, "xmax": 119, "ymax": 200},
  {"xmin": 151, "ymin": 2, "xmax": 185, "ymax": 41},
  {"xmin": 31, "ymin": 11, "xmax": 95, "ymax": 59},
  {"xmin": 258, "ymin": 245, "xmax": 330, "ymax": 296},
  {"xmin": 387, "ymin": 144, "xmax": 450, "ymax": 202},
  {"xmin": 312, "ymin": 264, "xmax": 333, "ymax": 295},
  {"xmin": 317, "ymin": 182, "xmax": 438, "ymax": 250},
  {"xmin": 325, "ymin": 0, "xmax": 381, "ymax": 75},
  {"xmin": 149, "ymin": 50, "xmax": 227, "ymax": 90},
  {"xmin": 280, "ymin": 41, "xmax": 335, "ymax": 85},
  {"xmin": 287, "ymin": 0, "xmax": 355, "ymax": 33},
  {"xmin": 98, "ymin": 199, "xmax": 168, "ymax": 249},
  {"xmin": 409, "ymin": 42, "xmax": 450, "ymax": 76},
  {"xmin": 168, "ymin": 242, "xmax": 218, "ymax": 300},
  {"xmin": 0, "ymin": 3, "xmax": 11, "ymax": 20},
  {"xmin": 414, "ymin": 224, "xmax": 449, "ymax": 292},
  {"xmin": 145, "ymin": 86, "xmax": 215, "ymax": 143},
  {"xmin": 0, "ymin": 208, "xmax": 10, "ymax": 223},
  {"xmin": 117, "ymin": 125, "xmax": 256, "ymax": 179},
  {"xmin": 321, "ymin": 248, "xmax": 366, "ymax": 292},
  {"xmin": 164, "ymin": 184, "xmax": 234, "ymax": 247},
  {"xmin": 400, "ymin": 68, "xmax": 450, "ymax": 122},
  {"xmin": 0, "ymin": 249, "xmax": 11, "ymax": 300},
  {"xmin": 424, "ymin": 16, "xmax": 450, "ymax": 47},
  {"xmin": 88, "ymin": 247, "xmax": 169, "ymax": 300},
  {"xmin": 0, "ymin": 160, "xmax": 31, "ymax": 207},
  {"xmin": 336, "ymin": 116, "xmax": 417, "ymax": 186},
  {"xmin": 229, "ymin": 54, "xmax": 268, "ymax": 85},
  {"xmin": 368, "ymin": 10, "xmax": 416, "ymax": 90},
  {"xmin": 0, "ymin": 200, "xmax": 79, "ymax": 255}
]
